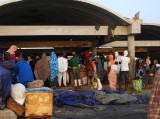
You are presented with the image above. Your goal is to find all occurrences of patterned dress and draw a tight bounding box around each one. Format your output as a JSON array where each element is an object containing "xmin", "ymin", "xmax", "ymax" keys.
[
  {"xmin": 108, "ymin": 65, "xmax": 118, "ymax": 90},
  {"xmin": 148, "ymin": 68, "xmax": 160, "ymax": 119}
]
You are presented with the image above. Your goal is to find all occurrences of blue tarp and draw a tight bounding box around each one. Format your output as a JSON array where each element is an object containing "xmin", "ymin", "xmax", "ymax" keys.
[
  {"xmin": 53, "ymin": 89, "xmax": 150, "ymax": 107},
  {"xmin": 26, "ymin": 87, "xmax": 53, "ymax": 92},
  {"xmin": 131, "ymin": 95, "xmax": 150, "ymax": 104},
  {"xmin": 104, "ymin": 89, "xmax": 124, "ymax": 94},
  {"xmin": 53, "ymin": 90, "xmax": 100, "ymax": 106}
]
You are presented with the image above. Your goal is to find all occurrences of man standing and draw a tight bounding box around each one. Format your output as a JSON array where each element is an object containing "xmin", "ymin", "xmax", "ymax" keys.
[
  {"xmin": 119, "ymin": 50, "xmax": 130, "ymax": 91},
  {"xmin": 58, "ymin": 53, "xmax": 68, "ymax": 87},
  {"xmin": 70, "ymin": 51, "xmax": 81, "ymax": 86},
  {"xmin": 14, "ymin": 52, "xmax": 34, "ymax": 87}
]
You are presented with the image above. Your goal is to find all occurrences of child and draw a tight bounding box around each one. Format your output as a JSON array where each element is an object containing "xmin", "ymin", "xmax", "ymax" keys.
[{"xmin": 91, "ymin": 78, "xmax": 102, "ymax": 90}]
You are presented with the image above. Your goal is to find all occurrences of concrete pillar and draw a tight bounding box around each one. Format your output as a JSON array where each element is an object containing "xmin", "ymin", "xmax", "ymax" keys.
[
  {"xmin": 92, "ymin": 47, "xmax": 97, "ymax": 55},
  {"xmin": 128, "ymin": 35, "xmax": 135, "ymax": 81}
]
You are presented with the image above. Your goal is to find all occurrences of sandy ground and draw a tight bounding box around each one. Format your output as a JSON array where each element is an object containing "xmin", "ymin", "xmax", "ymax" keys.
[{"xmin": 51, "ymin": 85, "xmax": 151, "ymax": 119}]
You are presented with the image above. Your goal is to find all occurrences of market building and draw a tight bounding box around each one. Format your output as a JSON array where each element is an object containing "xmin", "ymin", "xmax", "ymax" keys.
[{"xmin": 0, "ymin": 0, "xmax": 160, "ymax": 80}]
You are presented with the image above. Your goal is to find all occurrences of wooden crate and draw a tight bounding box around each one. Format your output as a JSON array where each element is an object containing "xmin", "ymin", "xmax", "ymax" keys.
[
  {"xmin": 7, "ymin": 97, "xmax": 25, "ymax": 116},
  {"xmin": 25, "ymin": 92, "xmax": 53, "ymax": 118}
]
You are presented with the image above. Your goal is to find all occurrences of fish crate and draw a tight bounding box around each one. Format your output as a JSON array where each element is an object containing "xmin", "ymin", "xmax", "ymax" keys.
[{"xmin": 25, "ymin": 92, "xmax": 53, "ymax": 118}]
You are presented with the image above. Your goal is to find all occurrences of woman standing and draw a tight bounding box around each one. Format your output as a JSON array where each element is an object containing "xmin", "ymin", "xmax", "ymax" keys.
[
  {"xmin": 86, "ymin": 56, "xmax": 94, "ymax": 84},
  {"xmin": 107, "ymin": 54, "xmax": 117, "ymax": 90},
  {"xmin": 34, "ymin": 53, "xmax": 50, "ymax": 86},
  {"xmin": 49, "ymin": 52, "xmax": 59, "ymax": 88}
]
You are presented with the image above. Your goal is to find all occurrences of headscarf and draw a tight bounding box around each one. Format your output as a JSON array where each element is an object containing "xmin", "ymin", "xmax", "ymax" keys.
[
  {"xmin": 34, "ymin": 53, "xmax": 50, "ymax": 82},
  {"xmin": 49, "ymin": 52, "xmax": 59, "ymax": 82},
  {"xmin": 7, "ymin": 45, "xmax": 17, "ymax": 54},
  {"xmin": 84, "ymin": 51, "xmax": 91, "ymax": 57},
  {"xmin": 108, "ymin": 54, "xmax": 115, "ymax": 67},
  {"xmin": 6, "ymin": 45, "xmax": 18, "ymax": 61}
]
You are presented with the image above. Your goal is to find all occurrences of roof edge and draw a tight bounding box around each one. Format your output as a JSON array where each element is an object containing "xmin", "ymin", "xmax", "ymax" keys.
[
  {"xmin": 77, "ymin": 0, "xmax": 131, "ymax": 24},
  {"xmin": 142, "ymin": 23, "xmax": 160, "ymax": 26},
  {"xmin": 0, "ymin": 0, "xmax": 131, "ymax": 25}
]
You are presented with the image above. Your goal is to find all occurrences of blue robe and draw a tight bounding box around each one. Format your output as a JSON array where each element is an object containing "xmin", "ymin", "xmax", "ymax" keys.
[
  {"xmin": 0, "ymin": 67, "xmax": 11, "ymax": 108},
  {"xmin": 49, "ymin": 52, "xmax": 59, "ymax": 82}
]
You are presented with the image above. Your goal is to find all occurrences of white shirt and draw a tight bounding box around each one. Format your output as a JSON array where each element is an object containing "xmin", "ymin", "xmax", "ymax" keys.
[
  {"xmin": 58, "ymin": 57, "xmax": 68, "ymax": 73},
  {"xmin": 115, "ymin": 56, "xmax": 121, "ymax": 63},
  {"xmin": 115, "ymin": 56, "xmax": 121, "ymax": 73},
  {"xmin": 120, "ymin": 56, "xmax": 130, "ymax": 71}
]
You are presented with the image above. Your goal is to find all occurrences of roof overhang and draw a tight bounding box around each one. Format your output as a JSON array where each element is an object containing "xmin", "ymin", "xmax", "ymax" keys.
[
  {"xmin": 0, "ymin": 0, "xmax": 130, "ymax": 26},
  {"xmin": 135, "ymin": 23, "xmax": 160, "ymax": 40},
  {"xmin": 0, "ymin": 1, "xmax": 160, "ymax": 50}
]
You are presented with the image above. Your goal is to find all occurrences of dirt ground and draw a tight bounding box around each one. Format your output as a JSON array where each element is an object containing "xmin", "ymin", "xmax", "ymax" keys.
[
  {"xmin": 51, "ymin": 85, "xmax": 151, "ymax": 119},
  {"xmin": 52, "ymin": 104, "xmax": 148, "ymax": 119}
]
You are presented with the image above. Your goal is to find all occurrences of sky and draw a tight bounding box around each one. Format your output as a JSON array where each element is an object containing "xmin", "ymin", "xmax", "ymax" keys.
[
  {"xmin": 92, "ymin": 0, "xmax": 160, "ymax": 24},
  {"xmin": 0, "ymin": 0, "xmax": 159, "ymax": 24}
]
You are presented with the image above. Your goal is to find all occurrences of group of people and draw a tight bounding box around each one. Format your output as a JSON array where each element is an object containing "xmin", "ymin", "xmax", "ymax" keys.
[
  {"xmin": 0, "ymin": 45, "xmax": 35, "ymax": 109},
  {"xmin": 106, "ymin": 50, "xmax": 130, "ymax": 91},
  {"xmin": 0, "ymin": 45, "xmax": 59, "ymax": 109},
  {"xmin": 0, "ymin": 46, "xmax": 154, "ymax": 94},
  {"xmin": 0, "ymin": 47, "xmax": 132, "ymax": 108},
  {"xmin": 67, "ymin": 50, "xmax": 130, "ymax": 91},
  {"xmin": 0, "ymin": 46, "xmax": 132, "ymax": 106},
  {"xmin": 1, "ymin": 45, "xmax": 160, "ymax": 118}
]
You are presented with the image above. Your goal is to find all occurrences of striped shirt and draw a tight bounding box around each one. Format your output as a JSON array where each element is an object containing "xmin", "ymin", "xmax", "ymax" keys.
[{"xmin": 148, "ymin": 68, "xmax": 160, "ymax": 119}]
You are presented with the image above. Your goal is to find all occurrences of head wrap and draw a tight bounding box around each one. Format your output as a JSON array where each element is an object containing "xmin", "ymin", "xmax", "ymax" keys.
[
  {"xmin": 6, "ymin": 45, "xmax": 18, "ymax": 61},
  {"xmin": 7, "ymin": 45, "xmax": 17, "ymax": 54},
  {"xmin": 108, "ymin": 54, "xmax": 114, "ymax": 61}
]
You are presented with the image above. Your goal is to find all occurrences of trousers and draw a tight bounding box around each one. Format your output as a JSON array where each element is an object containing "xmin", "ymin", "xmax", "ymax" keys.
[{"xmin": 58, "ymin": 72, "xmax": 67, "ymax": 86}]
